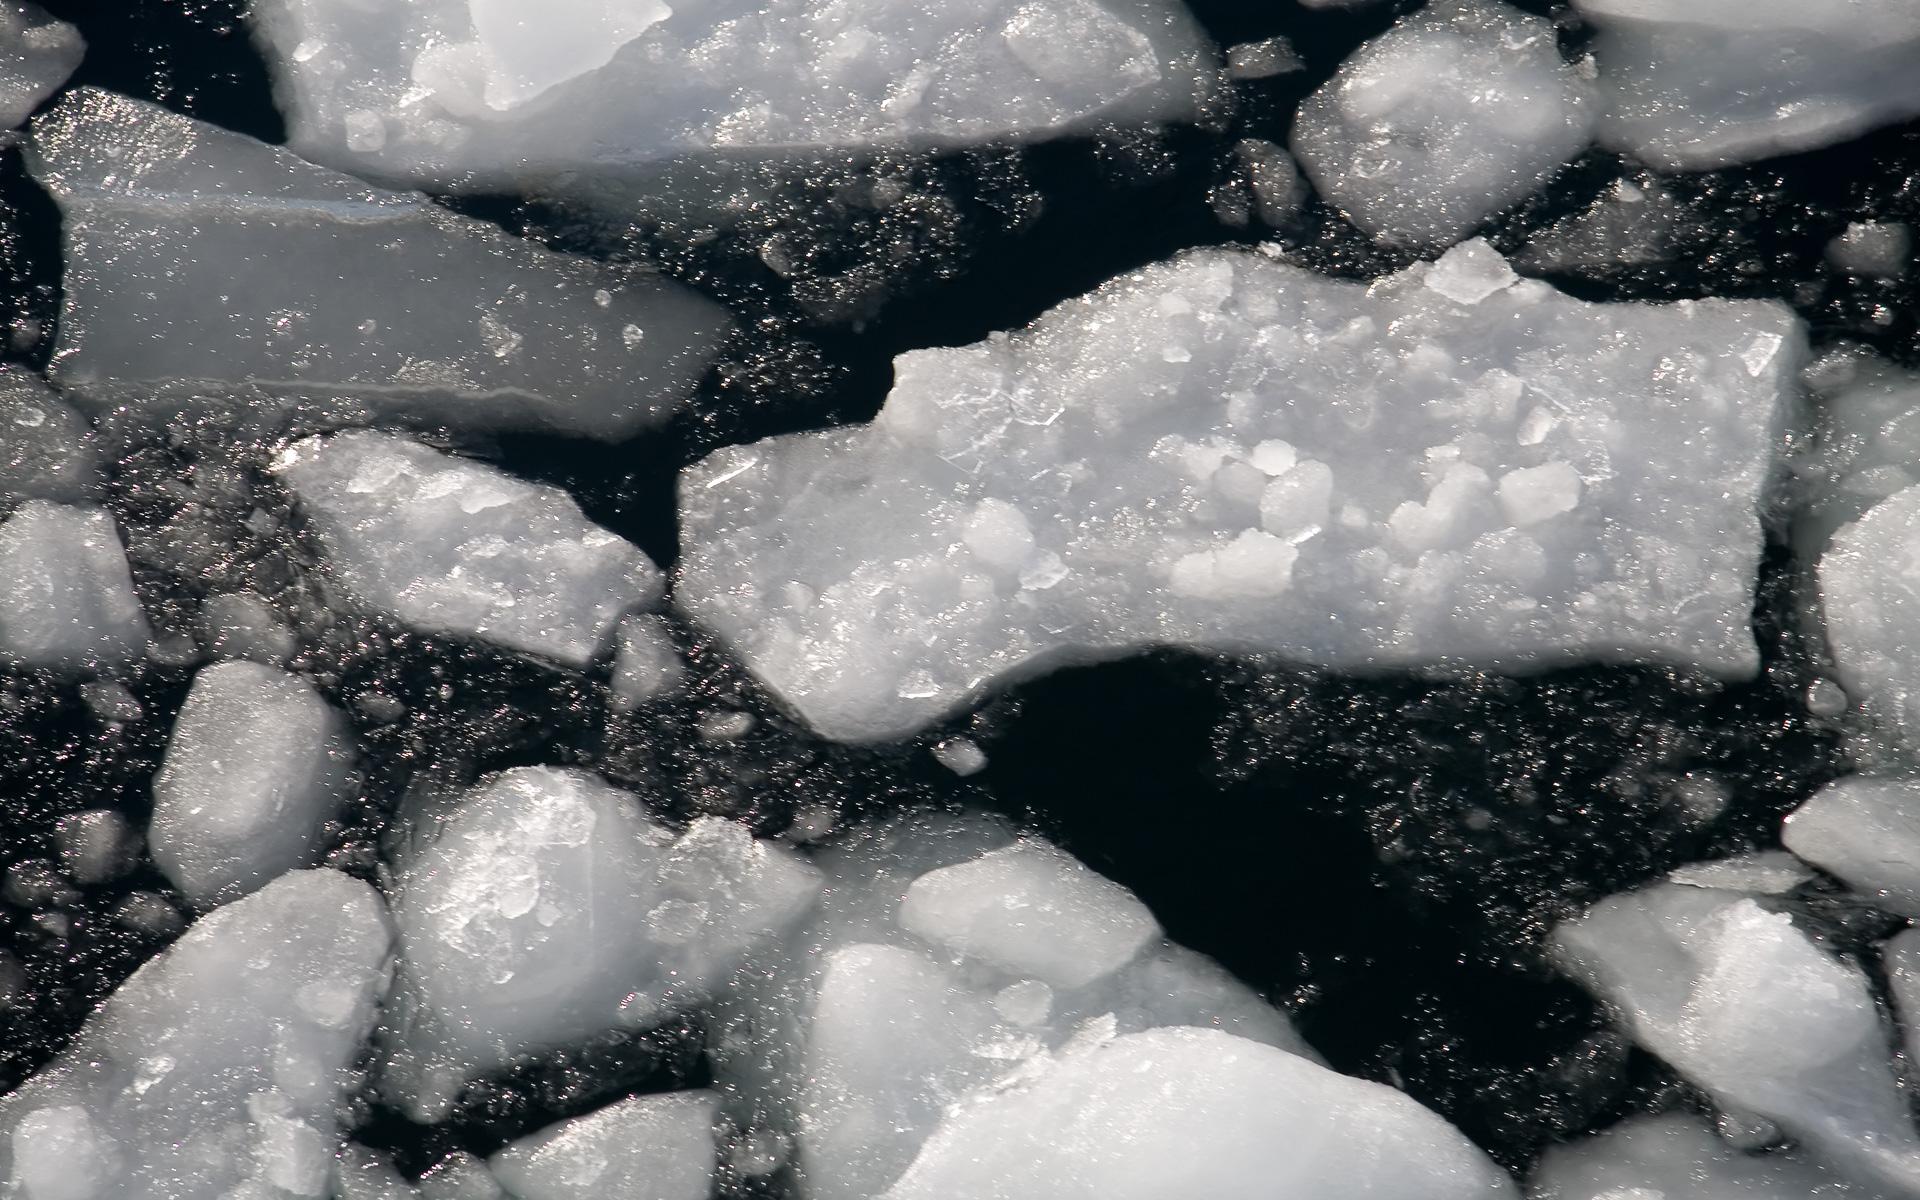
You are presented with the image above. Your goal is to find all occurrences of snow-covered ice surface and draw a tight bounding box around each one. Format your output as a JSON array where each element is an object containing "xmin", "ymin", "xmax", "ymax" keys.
[
  {"xmin": 1569, "ymin": 0, "xmax": 1920, "ymax": 171},
  {"xmin": 681, "ymin": 239, "xmax": 1800, "ymax": 742},
  {"xmin": 25, "ymin": 88, "xmax": 729, "ymax": 442},
  {"xmin": 0, "ymin": 870, "xmax": 392, "ymax": 1200},
  {"xmin": 148, "ymin": 661, "xmax": 355, "ymax": 909},
  {"xmin": 0, "ymin": 502, "xmax": 150, "ymax": 672},
  {"xmin": 488, "ymin": 1090, "xmax": 718, "ymax": 1200},
  {"xmin": 712, "ymin": 810, "xmax": 1509, "ymax": 1199},
  {"xmin": 1552, "ymin": 879, "xmax": 1920, "ymax": 1193},
  {"xmin": 381, "ymin": 767, "xmax": 818, "ymax": 1121},
  {"xmin": 244, "ymin": 0, "xmax": 1220, "ymax": 200},
  {"xmin": 1531, "ymin": 1112, "xmax": 1881, "ymax": 1200},
  {"xmin": 1290, "ymin": 0, "xmax": 1595, "ymax": 249},
  {"xmin": 276, "ymin": 430, "xmax": 663, "ymax": 670},
  {"xmin": 0, "ymin": 2, "xmax": 80, "ymax": 131}
]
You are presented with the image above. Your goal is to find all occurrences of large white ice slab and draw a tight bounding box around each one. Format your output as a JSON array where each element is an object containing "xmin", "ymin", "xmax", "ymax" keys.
[
  {"xmin": 383, "ymin": 767, "xmax": 818, "ymax": 1121},
  {"xmin": 0, "ymin": 2, "xmax": 81, "ymax": 131},
  {"xmin": 0, "ymin": 502, "xmax": 150, "ymax": 672},
  {"xmin": 25, "ymin": 89, "xmax": 730, "ymax": 442},
  {"xmin": 149, "ymin": 661, "xmax": 356, "ymax": 909},
  {"xmin": 488, "ymin": 1091, "xmax": 718, "ymax": 1200},
  {"xmin": 1552, "ymin": 880, "xmax": 1920, "ymax": 1193},
  {"xmin": 1569, "ymin": 0, "xmax": 1920, "ymax": 171},
  {"xmin": 0, "ymin": 870, "xmax": 392, "ymax": 1200},
  {"xmin": 245, "ymin": 0, "xmax": 1219, "ymax": 198},
  {"xmin": 712, "ymin": 811, "xmax": 1483, "ymax": 1200},
  {"xmin": 680, "ymin": 239, "xmax": 1800, "ymax": 742},
  {"xmin": 276, "ymin": 431, "xmax": 662, "ymax": 670},
  {"xmin": 1531, "ymin": 1112, "xmax": 1881, "ymax": 1200},
  {"xmin": 882, "ymin": 1025, "xmax": 1516, "ymax": 1200},
  {"xmin": 1291, "ymin": 0, "xmax": 1596, "ymax": 249}
]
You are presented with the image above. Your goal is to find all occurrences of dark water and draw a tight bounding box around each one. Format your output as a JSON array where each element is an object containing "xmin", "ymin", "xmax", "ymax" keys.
[{"xmin": 1, "ymin": 0, "xmax": 1917, "ymax": 1187}]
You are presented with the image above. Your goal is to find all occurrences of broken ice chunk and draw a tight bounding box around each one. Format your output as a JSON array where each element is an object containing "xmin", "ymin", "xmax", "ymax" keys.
[
  {"xmin": 1828, "ymin": 222, "xmax": 1912, "ymax": 279},
  {"xmin": 1531, "ymin": 1112, "xmax": 1874, "ymax": 1200},
  {"xmin": 276, "ymin": 431, "xmax": 662, "ymax": 669},
  {"xmin": 0, "ymin": 2, "xmax": 81, "ymax": 130},
  {"xmin": 1667, "ymin": 851, "xmax": 1813, "ymax": 897},
  {"xmin": 608, "ymin": 612, "xmax": 686, "ymax": 711},
  {"xmin": 0, "ymin": 502, "xmax": 151, "ymax": 672},
  {"xmin": 881, "ymin": 1026, "xmax": 1516, "ymax": 1200},
  {"xmin": 201, "ymin": 592, "xmax": 299, "ymax": 667},
  {"xmin": 382, "ymin": 768, "xmax": 818, "ymax": 1121},
  {"xmin": 1783, "ymin": 777, "xmax": 1920, "ymax": 917},
  {"xmin": 1570, "ymin": 0, "xmax": 1920, "ymax": 171},
  {"xmin": 1513, "ymin": 179, "xmax": 1682, "ymax": 276},
  {"xmin": 1820, "ymin": 483, "xmax": 1920, "ymax": 758},
  {"xmin": 26, "ymin": 89, "xmax": 730, "ymax": 441},
  {"xmin": 679, "ymin": 240, "xmax": 1798, "ymax": 742},
  {"xmin": 55, "ymin": 810, "xmax": 139, "ymax": 886},
  {"xmin": 0, "ymin": 870, "xmax": 392, "ymax": 1199},
  {"xmin": 1291, "ymin": 0, "xmax": 1597, "ymax": 248},
  {"xmin": 1552, "ymin": 881, "xmax": 1920, "ymax": 1193},
  {"xmin": 245, "ymin": 0, "xmax": 1218, "ymax": 201},
  {"xmin": 0, "ymin": 367, "xmax": 100, "ymax": 512},
  {"xmin": 898, "ymin": 840, "xmax": 1158, "ymax": 989},
  {"xmin": 149, "ymin": 661, "xmax": 355, "ymax": 909},
  {"xmin": 488, "ymin": 1091, "xmax": 718, "ymax": 1200}
]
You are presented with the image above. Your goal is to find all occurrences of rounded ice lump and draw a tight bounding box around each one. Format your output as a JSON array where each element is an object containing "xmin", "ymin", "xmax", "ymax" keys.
[{"xmin": 679, "ymin": 238, "xmax": 1801, "ymax": 742}]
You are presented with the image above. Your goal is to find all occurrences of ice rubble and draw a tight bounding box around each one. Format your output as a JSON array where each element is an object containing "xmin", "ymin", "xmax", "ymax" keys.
[
  {"xmin": 25, "ymin": 89, "xmax": 729, "ymax": 442},
  {"xmin": 713, "ymin": 811, "xmax": 1511, "ymax": 1200},
  {"xmin": 276, "ymin": 431, "xmax": 662, "ymax": 670},
  {"xmin": 0, "ymin": 3, "xmax": 81, "ymax": 131},
  {"xmin": 245, "ymin": 0, "xmax": 1219, "ymax": 199},
  {"xmin": 149, "ymin": 661, "xmax": 356, "ymax": 909},
  {"xmin": 1569, "ymin": 0, "xmax": 1920, "ymax": 171},
  {"xmin": 1552, "ymin": 879, "xmax": 1920, "ymax": 1193},
  {"xmin": 1290, "ymin": 0, "xmax": 1596, "ymax": 249},
  {"xmin": 0, "ymin": 870, "xmax": 392, "ymax": 1200},
  {"xmin": 1531, "ymin": 1112, "xmax": 1878, "ymax": 1200},
  {"xmin": 0, "ymin": 368, "xmax": 99, "ymax": 512},
  {"xmin": 382, "ymin": 766, "xmax": 818, "ymax": 1120},
  {"xmin": 488, "ymin": 1090, "xmax": 719, "ymax": 1200},
  {"xmin": 680, "ymin": 238, "xmax": 1800, "ymax": 742},
  {"xmin": 0, "ymin": 502, "xmax": 150, "ymax": 672}
]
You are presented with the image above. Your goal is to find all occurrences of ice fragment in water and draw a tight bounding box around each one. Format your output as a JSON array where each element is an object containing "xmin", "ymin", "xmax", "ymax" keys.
[
  {"xmin": 0, "ymin": 502, "xmax": 151, "ymax": 672},
  {"xmin": 1531, "ymin": 1112, "xmax": 1876, "ymax": 1200},
  {"xmin": 608, "ymin": 612, "xmax": 686, "ymax": 711},
  {"xmin": 1783, "ymin": 777, "xmax": 1920, "ymax": 917},
  {"xmin": 1828, "ymin": 222, "xmax": 1912, "ymax": 279},
  {"xmin": 488, "ymin": 1091, "xmax": 718, "ymax": 1200},
  {"xmin": 0, "ymin": 367, "xmax": 100, "ymax": 512},
  {"xmin": 680, "ymin": 240, "xmax": 1798, "ymax": 742},
  {"xmin": 0, "ymin": 2, "xmax": 81, "ymax": 130}
]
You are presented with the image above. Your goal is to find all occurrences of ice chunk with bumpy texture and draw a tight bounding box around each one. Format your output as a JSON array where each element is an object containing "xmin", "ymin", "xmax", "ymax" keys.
[
  {"xmin": 278, "ymin": 431, "xmax": 661, "ymax": 669},
  {"xmin": 1290, "ymin": 0, "xmax": 1596, "ymax": 248},
  {"xmin": 244, "ymin": 0, "xmax": 1218, "ymax": 200},
  {"xmin": 1552, "ymin": 881, "xmax": 1920, "ymax": 1193},
  {"xmin": 0, "ymin": 367, "xmax": 99, "ymax": 512},
  {"xmin": 26, "ymin": 89, "xmax": 729, "ymax": 442},
  {"xmin": 1570, "ymin": 0, "xmax": 1920, "ymax": 171},
  {"xmin": 0, "ymin": 3, "xmax": 81, "ymax": 130},
  {"xmin": 1531, "ymin": 1112, "xmax": 1880, "ymax": 1200},
  {"xmin": 713, "ymin": 812, "xmax": 1412, "ymax": 1200},
  {"xmin": 680, "ymin": 240, "xmax": 1798, "ymax": 742},
  {"xmin": 149, "ymin": 661, "xmax": 355, "ymax": 909},
  {"xmin": 488, "ymin": 1091, "xmax": 718, "ymax": 1200},
  {"xmin": 1784, "ymin": 777, "xmax": 1920, "ymax": 917},
  {"xmin": 0, "ymin": 502, "xmax": 150, "ymax": 672},
  {"xmin": 0, "ymin": 870, "xmax": 392, "ymax": 1200},
  {"xmin": 384, "ymin": 767, "xmax": 818, "ymax": 1121},
  {"xmin": 1820, "ymin": 484, "xmax": 1920, "ymax": 758},
  {"xmin": 880, "ymin": 1026, "xmax": 1514, "ymax": 1200}
]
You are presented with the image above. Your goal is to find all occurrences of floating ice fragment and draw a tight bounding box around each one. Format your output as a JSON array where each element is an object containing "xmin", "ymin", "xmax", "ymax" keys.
[
  {"xmin": 0, "ymin": 2, "xmax": 82, "ymax": 130},
  {"xmin": 0, "ymin": 367, "xmax": 99, "ymax": 513},
  {"xmin": 1784, "ymin": 777, "xmax": 1920, "ymax": 916},
  {"xmin": 0, "ymin": 502, "xmax": 151, "ymax": 673},
  {"xmin": 1828, "ymin": 222, "xmax": 1912, "ymax": 279},
  {"xmin": 488, "ymin": 1091, "xmax": 718, "ymax": 1200},
  {"xmin": 608, "ymin": 612, "xmax": 686, "ymax": 711},
  {"xmin": 26, "ymin": 89, "xmax": 729, "ymax": 441},
  {"xmin": 680, "ymin": 241, "xmax": 1797, "ymax": 742},
  {"xmin": 1532, "ymin": 1112, "xmax": 1875, "ymax": 1200},
  {"xmin": 1291, "ymin": 0, "xmax": 1596, "ymax": 248}
]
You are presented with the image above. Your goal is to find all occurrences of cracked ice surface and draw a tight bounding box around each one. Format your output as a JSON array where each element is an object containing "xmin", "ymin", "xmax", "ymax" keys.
[
  {"xmin": 381, "ymin": 767, "xmax": 818, "ymax": 1121},
  {"xmin": 246, "ymin": 0, "xmax": 1219, "ymax": 198},
  {"xmin": 0, "ymin": 2, "xmax": 81, "ymax": 131},
  {"xmin": 276, "ymin": 431, "xmax": 663, "ymax": 670},
  {"xmin": 26, "ymin": 89, "xmax": 730, "ymax": 442},
  {"xmin": 0, "ymin": 870, "xmax": 392, "ymax": 1200},
  {"xmin": 679, "ymin": 239, "xmax": 1800, "ymax": 742},
  {"xmin": 1291, "ymin": 0, "xmax": 1597, "ymax": 249},
  {"xmin": 1570, "ymin": 0, "xmax": 1920, "ymax": 171},
  {"xmin": 713, "ymin": 811, "xmax": 1510, "ymax": 1200}
]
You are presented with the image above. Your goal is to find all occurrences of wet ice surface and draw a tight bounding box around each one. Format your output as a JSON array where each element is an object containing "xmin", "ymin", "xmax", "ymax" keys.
[
  {"xmin": 681, "ymin": 238, "xmax": 1797, "ymax": 742},
  {"xmin": 0, "ymin": 1, "xmax": 1918, "ymax": 1199}
]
